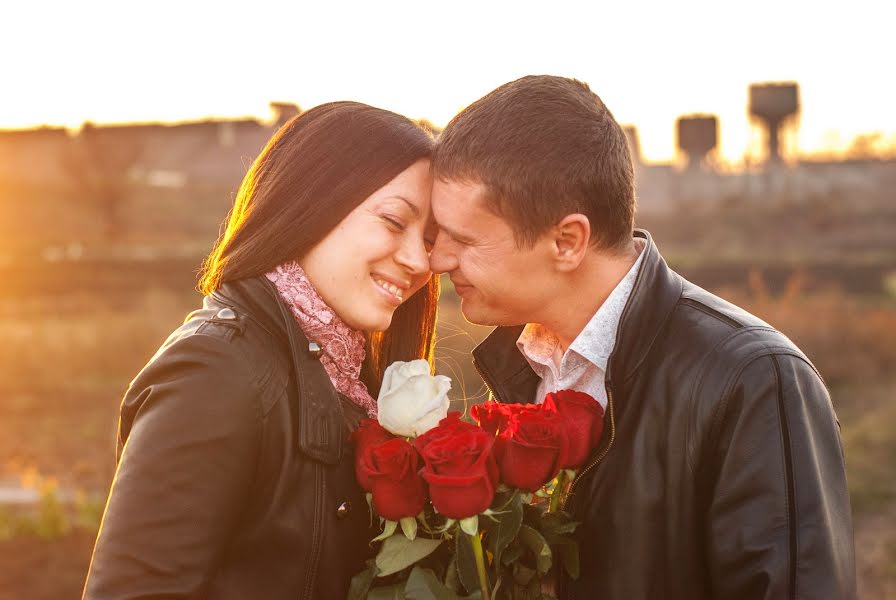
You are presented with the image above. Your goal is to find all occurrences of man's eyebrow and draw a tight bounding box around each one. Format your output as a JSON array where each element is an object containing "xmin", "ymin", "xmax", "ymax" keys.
[{"xmin": 438, "ymin": 222, "xmax": 473, "ymax": 244}]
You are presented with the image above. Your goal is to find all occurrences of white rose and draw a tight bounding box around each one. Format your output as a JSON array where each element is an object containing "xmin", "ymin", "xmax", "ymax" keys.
[{"xmin": 377, "ymin": 359, "xmax": 452, "ymax": 438}]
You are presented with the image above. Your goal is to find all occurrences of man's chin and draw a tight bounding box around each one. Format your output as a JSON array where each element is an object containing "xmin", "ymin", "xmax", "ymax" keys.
[
  {"xmin": 459, "ymin": 300, "xmax": 521, "ymax": 328},
  {"xmin": 458, "ymin": 299, "xmax": 490, "ymax": 326}
]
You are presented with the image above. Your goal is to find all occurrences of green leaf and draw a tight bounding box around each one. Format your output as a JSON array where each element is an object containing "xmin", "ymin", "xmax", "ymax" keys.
[
  {"xmin": 368, "ymin": 584, "xmax": 405, "ymax": 599},
  {"xmin": 346, "ymin": 559, "xmax": 378, "ymax": 600},
  {"xmin": 521, "ymin": 503, "xmax": 544, "ymax": 528},
  {"xmin": 517, "ymin": 525, "xmax": 552, "ymax": 575},
  {"xmin": 524, "ymin": 578, "xmax": 541, "ymax": 600},
  {"xmin": 376, "ymin": 534, "xmax": 444, "ymax": 577},
  {"xmin": 539, "ymin": 511, "xmax": 579, "ymax": 536},
  {"xmin": 512, "ymin": 563, "xmax": 536, "ymax": 586},
  {"xmin": 539, "ymin": 526, "xmax": 580, "ymax": 580},
  {"xmin": 373, "ymin": 520, "xmax": 398, "ymax": 542},
  {"xmin": 404, "ymin": 565, "xmax": 484, "ymax": 600},
  {"xmin": 459, "ymin": 515, "xmax": 479, "ymax": 536},
  {"xmin": 557, "ymin": 539, "xmax": 579, "ymax": 580},
  {"xmin": 455, "ymin": 529, "xmax": 480, "ymax": 595},
  {"xmin": 501, "ymin": 539, "xmax": 524, "ymax": 566},
  {"xmin": 444, "ymin": 556, "xmax": 463, "ymax": 593},
  {"xmin": 401, "ymin": 516, "xmax": 419, "ymax": 541},
  {"xmin": 486, "ymin": 493, "xmax": 523, "ymax": 567}
]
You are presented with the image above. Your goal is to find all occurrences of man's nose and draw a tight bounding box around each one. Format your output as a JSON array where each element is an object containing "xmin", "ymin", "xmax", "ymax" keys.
[{"xmin": 428, "ymin": 233, "xmax": 457, "ymax": 275}]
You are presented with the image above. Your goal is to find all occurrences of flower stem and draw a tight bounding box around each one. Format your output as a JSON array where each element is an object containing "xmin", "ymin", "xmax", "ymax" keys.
[
  {"xmin": 549, "ymin": 470, "xmax": 568, "ymax": 513},
  {"xmin": 469, "ymin": 531, "xmax": 490, "ymax": 599}
]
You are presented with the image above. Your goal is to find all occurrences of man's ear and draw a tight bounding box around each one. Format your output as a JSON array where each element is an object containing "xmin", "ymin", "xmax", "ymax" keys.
[{"xmin": 551, "ymin": 214, "xmax": 591, "ymax": 272}]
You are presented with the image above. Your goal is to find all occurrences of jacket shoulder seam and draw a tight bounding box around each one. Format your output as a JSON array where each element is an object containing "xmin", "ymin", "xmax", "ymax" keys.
[
  {"xmin": 707, "ymin": 344, "xmax": 800, "ymax": 441},
  {"xmin": 771, "ymin": 355, "xmax": 799, "ymax": 600},
  {"xmin": 678, "ymin": 297, "xmax": 744, "ymax": 329},
  {"xmin": 689, "ymin": 328, "xmax": 812, "ymax": 473},
  {"xmin": 174, "ymin": 330, "xmax": 267, "ymax": 419}
]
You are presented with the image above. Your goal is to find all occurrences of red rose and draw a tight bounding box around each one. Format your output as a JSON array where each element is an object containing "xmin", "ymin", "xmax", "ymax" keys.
[
  {"xmin": 544, "ymin": 389, "xmax": 604, "ymax": 469},
  {"xmin": 471, "ymin": 402, "xmax": 508, "ymax": 435},
  {"xmin": 417, "ymin": 424, "xmax": 498, "ymax": 519},
  {"xmin": 351, "ymin": 418, "xmax": 396, "ymax": 492},
  {"xmin": 472, "ymin": 401, "xmax": 541, "ymax": 435},
  {"xmin": 414, "ymin": 411, "xmax": 479, "ymax": 451},
  {"xmin": 497, "ymin": 408, "xmax": 569, "ymax": 492},
  {"xmin": 358, "ymin": 438, "xmax": 426, "ymax": 521}
]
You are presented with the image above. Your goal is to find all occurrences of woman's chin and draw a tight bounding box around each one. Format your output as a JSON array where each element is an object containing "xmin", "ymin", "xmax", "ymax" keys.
[{"xmin": 342, "ymin": 307, "xmax": 395, "ymax": 333}]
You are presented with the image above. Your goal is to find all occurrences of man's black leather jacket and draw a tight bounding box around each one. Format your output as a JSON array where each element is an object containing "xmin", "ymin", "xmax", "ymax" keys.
[
  {"xmin": 83, "ymin": 276, "xmax": 374, "ymax": 599},
  {"xmin": 472, "ymin": 230, "xmax": 856, "ymax": 599}
]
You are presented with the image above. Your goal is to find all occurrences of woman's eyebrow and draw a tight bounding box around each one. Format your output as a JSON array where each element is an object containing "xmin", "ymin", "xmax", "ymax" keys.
[{"xmin": 384, "ymin": 195, "xmax": 420, "ymax": 216}]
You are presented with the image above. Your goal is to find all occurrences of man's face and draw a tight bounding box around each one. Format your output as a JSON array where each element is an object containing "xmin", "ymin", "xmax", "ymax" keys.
[{"xmin": 429, "ymin": 178, "xmax": 554, "ymax": 326}]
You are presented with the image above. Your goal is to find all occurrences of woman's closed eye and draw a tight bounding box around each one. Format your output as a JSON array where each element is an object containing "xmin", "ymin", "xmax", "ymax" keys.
[{"xmin": 381, "ymin": 215, "xmax": 406, "ymax": 231}]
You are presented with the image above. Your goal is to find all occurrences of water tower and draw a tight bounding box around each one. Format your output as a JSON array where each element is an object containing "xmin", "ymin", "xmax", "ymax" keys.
[
  {"xmin": 749, "ymin": 82, "xmax": 799, "ymax": 163},
  {"xmin": 676, "ymin": 114, "xmax": 718, "ymax": 170}
]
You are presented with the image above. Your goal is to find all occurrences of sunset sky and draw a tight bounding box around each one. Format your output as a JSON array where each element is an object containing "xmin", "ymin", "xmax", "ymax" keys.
[{"xmin": 2, "ymin": 0, "xmax": 893, "ymax": 163}]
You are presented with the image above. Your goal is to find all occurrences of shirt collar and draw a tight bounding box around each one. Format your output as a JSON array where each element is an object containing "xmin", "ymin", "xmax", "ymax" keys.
[{"xmin": 516, "ymin": 241, "xmax": 646, "ymax": 374}]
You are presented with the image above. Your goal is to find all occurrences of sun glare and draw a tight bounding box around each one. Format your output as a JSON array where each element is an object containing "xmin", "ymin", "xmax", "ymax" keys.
[{"xmin": 1, "ymin": 0, "xmax": 892, "ymax": 164}]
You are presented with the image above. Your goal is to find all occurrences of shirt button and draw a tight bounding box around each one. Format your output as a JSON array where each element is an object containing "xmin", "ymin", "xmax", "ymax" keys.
[{"xmin": 336, "ymin": 501, "xmax": 352, "ymax": 519}]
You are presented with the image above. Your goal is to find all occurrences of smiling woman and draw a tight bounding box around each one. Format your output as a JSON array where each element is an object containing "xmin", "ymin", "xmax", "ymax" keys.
[
  {"xmin": 82, "ymin": 102, "xmax": 439, "ymax": 600},
  {"xmin": 300, "ymin": 159, "xmax": 435, "ymax": 332}
]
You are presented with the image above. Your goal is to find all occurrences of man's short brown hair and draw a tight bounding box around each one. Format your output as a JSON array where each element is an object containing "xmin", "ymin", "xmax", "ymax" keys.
[{"xmin": 433, "ymin": 75, "xmax": 635, "ymax": 250}]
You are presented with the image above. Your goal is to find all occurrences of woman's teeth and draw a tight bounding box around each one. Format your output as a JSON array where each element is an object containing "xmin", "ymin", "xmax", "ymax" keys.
[{"xmin": 374, "ymin": 278, "xmax": 403, "ymax": 300}]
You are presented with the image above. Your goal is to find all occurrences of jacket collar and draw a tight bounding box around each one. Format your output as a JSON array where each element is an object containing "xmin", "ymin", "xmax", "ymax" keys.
[
  {"xmin": 472, "ymin": 230, "xmax": 683, "ymax": 400},
  {"xmin": 211, "ymin": 276, "xmax": 346, "ymax": 464}
]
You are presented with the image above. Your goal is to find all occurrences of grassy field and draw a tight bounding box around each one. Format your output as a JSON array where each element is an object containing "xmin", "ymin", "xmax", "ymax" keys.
[{"xmin": 0, "ymin": 276, "xmax": 894, "ymax": 598}]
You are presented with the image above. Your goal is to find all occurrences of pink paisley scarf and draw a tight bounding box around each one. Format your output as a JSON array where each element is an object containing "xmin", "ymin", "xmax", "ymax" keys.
[{"xmin": 266, "ymin": 261, "xmax": 377, "ymax": 418}]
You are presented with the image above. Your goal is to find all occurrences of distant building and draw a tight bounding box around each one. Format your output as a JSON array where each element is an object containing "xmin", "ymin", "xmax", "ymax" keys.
[
  {"xmin": 0, "ymin": 102, "xmax": 300, "ymax": 191},
  {"xmin": 1, "ymin": 104, "xmax": 892, "ymax": 217}
]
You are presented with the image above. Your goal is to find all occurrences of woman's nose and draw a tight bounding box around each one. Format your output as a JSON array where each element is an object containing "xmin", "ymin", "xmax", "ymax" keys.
[{"xmin": 396, "ymin": 233, "xmax": 430, "ymax": 275}]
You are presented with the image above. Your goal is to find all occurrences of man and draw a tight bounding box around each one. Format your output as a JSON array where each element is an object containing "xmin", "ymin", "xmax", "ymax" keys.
[{"xmin": 429, "ymin": 75, "xmax": 855, "ymax": 599}]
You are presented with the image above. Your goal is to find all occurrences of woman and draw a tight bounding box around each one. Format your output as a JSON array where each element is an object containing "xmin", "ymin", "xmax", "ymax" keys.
[{"xmin": 83, "ymin": 102, "xmax": 438, "ymax": 599}]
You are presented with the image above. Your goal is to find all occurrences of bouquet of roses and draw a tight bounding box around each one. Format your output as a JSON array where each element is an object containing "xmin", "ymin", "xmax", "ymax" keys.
[{"xmin": 347, "ymin": 360, "xmax": 604, "ymax": 600}]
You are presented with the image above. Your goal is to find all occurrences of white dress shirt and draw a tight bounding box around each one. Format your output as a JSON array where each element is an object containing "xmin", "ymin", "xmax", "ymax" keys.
[{"xmin": 516, "ymin": 242, "xmax": 645, "ymax": 409}]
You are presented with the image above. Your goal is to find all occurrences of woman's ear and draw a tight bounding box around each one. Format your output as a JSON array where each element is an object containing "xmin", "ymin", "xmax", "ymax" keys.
[{"xmin": 551, "ymin": 213, "xmax": 590, "ymax": 272}]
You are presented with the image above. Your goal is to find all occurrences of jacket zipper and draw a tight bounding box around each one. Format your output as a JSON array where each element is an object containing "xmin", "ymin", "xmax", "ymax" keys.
[
  {"xmin": 265, "ymin": 281, "xmax": 327, "ymax": 600},
  {"xmin": 561, "ymin": 385, "xmax": 616, "ymax": 510},
  {"xmin": 472, "ymin": 358, "xmax": 508, "ymax": 404},
  {"xmin": 302, "ymin": 465, "xmax": 325, "ymax": 600},
  {"xmin": 556, "ymin": 386, "xmax": 615, "ymax": 600}
]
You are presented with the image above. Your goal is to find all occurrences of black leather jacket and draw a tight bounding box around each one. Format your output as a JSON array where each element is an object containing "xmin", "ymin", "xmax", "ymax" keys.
[
  {"xmin": 472, "ymin": 230, "xmax": 856, "ymax": 600},
  {"xmin": 83, "ymin": 276, "xmax": 374, "ymax": 600}
]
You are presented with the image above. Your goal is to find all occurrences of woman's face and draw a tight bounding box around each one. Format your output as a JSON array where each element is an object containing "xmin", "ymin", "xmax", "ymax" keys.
[{"xmin": 300, "ymin": 159, "xmax": 435, "ymax": 332}]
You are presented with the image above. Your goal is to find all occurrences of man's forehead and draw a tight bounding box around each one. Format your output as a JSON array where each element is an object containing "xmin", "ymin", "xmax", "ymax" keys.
[
  {"xmin": 432, "ymin": 177, "xmax": 487, "ymax": 206},
  {"xmin": 431, "ymin": 179, "xmax": 514, "ymax": 246},
  {"xmin": 432, "ymin": 179, "xmax": 488, "ymax": 229}
]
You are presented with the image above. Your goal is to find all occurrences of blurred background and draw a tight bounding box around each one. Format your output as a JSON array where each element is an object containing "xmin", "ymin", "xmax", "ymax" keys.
[{"xmin": 1, "ymin": 1, "xmax": 894, "ymax": 598}]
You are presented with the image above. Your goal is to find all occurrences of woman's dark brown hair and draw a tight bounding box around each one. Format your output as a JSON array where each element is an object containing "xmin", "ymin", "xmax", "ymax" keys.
[{"xmin": 199, "ymin": 101, "xmax": 438, "ymax": 395}]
